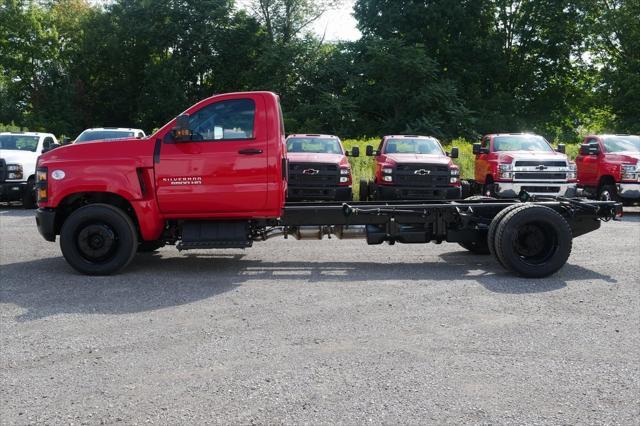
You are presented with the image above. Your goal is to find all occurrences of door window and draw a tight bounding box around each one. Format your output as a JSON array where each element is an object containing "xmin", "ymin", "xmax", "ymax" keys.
[
  {"xmin": 43, "ymin": 137, "xmax": 55, "ymax": 150},
  {"xmin": 189, "ymin": 99, "xmax": 255, "ymax": 142}
]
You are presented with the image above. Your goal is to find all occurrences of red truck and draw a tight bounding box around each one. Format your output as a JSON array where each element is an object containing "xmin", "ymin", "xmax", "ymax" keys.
[
  {"xmin": 471, "ymin": 133, "xmax": 577, "ymax": 198},
  {"xmin": 576, "ymin": 134, "xmax": 640, "ymax": 203},
  {"xmin": 35, "ymin": 91, "xmax": 620, "ymax": 278},
  {"xmin": 285, "ymin": 134, "xmax": 357, "ymax": 201},
  {"xmin": 360, "ymin": 135, "xmax": 461, "ymax": 201}
]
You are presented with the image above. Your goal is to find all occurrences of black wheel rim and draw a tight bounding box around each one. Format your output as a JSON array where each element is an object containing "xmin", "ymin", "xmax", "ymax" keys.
[
  {"xmin": 76, "ymin": 222, "xmax": 118, "ymax": 262},
  {"xmin": 512, "ymin": 221, "xmax": 558, "ymax": 265},
  {"xmin": 600, "ymin": 190, "xmax": 611, "ymax": 201}
]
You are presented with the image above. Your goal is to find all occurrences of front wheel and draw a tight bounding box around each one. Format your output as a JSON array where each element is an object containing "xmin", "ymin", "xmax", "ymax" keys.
[
  {"xmin": 598, "ymin": 184, "xmax": 618, "ymax": 202},
  {"xmin": 60, "ymin": 204, "xmax": 138, "ymax": 275},
  {"xmin": 493, "ymin": 205, "xmax": 572, "ymax": 278},
  {"xmin": 358, "ymin": 178, "xmax": 369, "ymax": 201}
]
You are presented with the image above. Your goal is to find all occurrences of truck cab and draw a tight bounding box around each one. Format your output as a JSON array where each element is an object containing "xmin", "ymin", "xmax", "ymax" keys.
[
  {"xmin": 576, "ymin": 134, "xmax": 640, "ymax": 202},
  {"xmin": 285, "ymin": 134, "xmax": 357, "ymax": 201},
  {"xmin": 472, "ymin": 133, "xmax": 576, "ymax": 198},
  {"xmin": 361, "ymin": 135, "xmax": 461, "ymax": 200},
  {"xmin": 1, "ymin": 132, "xmax": 59, "ymax": 208}
]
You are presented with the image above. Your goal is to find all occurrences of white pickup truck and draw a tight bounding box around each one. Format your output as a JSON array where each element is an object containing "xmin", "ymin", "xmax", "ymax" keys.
[{"xmin": 0, "ymin": 132, "xmax": 59, "ymax": 208}]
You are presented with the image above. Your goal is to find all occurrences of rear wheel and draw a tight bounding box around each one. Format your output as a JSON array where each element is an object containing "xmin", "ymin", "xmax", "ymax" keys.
[
  {"xmin": 60, "ymin": 203, "xmax": 138, "ymax": 275},
  {"xmin": 494, "ymin": 205, "xmax": 572, "ymax": 278},
  {"xmin": 21, "ymin": 177, "xmax": 36, "ymax": 209},
  {"xmin": 358, "ymin": 178, "xmax": 369, "ymax": 201},
  {"xmin": 487, "ymin": 204, "xmax": 524, "ymax": 267}
]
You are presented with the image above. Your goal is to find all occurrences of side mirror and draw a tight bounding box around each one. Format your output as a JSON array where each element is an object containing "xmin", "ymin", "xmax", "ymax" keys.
[
  {"xmin": 556, "ymin": 144, "xmax": 566, "ymax": 154},
  {"xmin": 41, "ymin": 144, "xmax": 60, "ymax": 154},
  {"xmin": 366, "ymin": 145, "xmax": 374, "ymax": 156},
  {"xmin": 449, "ymin": 147, "xmax": 459, "ymax": 159},
  {"xmin": 172, "ymin": 113, "xmax": 192, "ymax": 142},
  {"xmin": 580, "ymin": 143, "xmax": 600, "ymax": 156},
  {"xmin": 350, "ymin": 146, "xmax": 360, "ymax": 158},
  {"xmin": 472, "ymin": 143, "xmax": 482, "ymax": 155},
  {"xmin": 62, "ymin": 137, "xmax": 71, "ymax": 145}
]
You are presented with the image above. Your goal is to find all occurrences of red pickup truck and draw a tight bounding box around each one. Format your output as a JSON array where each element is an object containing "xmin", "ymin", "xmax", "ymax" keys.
[
  {"xmin": 576, "ymin": 134, "xmax": 640, "ymax": 203},
  {"xmin": 360, "ymin": 135, "xmax": 461, "ymax": 200},
  {"xmin": 471, "ymin": 133, "xmax": 577, "ymax": 198},
  {"xmin": 34, "ymin": 91, "xmax": 620, "ymax": 278},
  {"xmin": 285, "ymin": 134, "xmax": 357, "ymax": 201}
]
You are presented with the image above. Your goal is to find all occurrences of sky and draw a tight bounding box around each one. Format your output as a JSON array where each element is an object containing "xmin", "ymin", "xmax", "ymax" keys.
[{"xmin": 311, "ymin": 1, "xmax": 361, "ymax": 41}]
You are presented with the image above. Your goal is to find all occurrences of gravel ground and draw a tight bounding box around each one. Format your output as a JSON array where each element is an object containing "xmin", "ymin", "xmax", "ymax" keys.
[{"xmin": 1, "ymin": 206, "xmax": 639, "ymax": 425}]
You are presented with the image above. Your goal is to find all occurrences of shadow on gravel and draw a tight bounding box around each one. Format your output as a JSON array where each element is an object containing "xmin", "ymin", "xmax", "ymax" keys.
[
  {"xmin": 1, "ymin": 248, "xmax": 617, "ymax": 321},
  {"xmin": 0, "ymin": 204, "xmax": 35, "ymax": 217}
]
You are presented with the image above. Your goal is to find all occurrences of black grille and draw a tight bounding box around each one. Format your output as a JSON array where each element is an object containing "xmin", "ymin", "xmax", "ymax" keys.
[
  {"xmin": 514, "ymin": 160, "xmax": 566, "ymax": 167},
  {"xmin": 514, "ymin": 172, "xmax": 567, "ymax": 180},
  {"xmin": 0, "ymin": 159, "xmax": 6, "ymax": 183},
  {"xmin": 394, "ymin": 164, "xmax": 450, "ymax": 187},
  {"xmin": 288, "ymin": 162, "xmax": 339, "ymax": 187}
]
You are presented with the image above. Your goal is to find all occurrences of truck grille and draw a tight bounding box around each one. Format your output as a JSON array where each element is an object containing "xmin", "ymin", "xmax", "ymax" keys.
[
  {"xmin": 514, "ymin": 172, "xmax": 566, "ymax": 180},
  {"xmin": 288, "ymin": 163, "xmax": 339, "ymax": 187},
  {"xmin": 394, "ymin": 164, "xmax": 450, "ymax": 187},
  {"xmin": 0, "ymin": 159, "xmax": 6, "ymax": 183},
  {"xmin": 514, "ymin": 160, "xmax": 566, "ymax": 167}
]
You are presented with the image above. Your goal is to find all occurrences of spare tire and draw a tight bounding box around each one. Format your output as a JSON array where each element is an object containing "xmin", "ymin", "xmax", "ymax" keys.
[{"xmin": 493, "ymin": 204, "xmax": 572, "ymax": 278}]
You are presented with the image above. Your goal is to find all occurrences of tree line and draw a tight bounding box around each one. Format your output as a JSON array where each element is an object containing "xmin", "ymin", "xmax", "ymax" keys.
[{"xmin": 1, "ymin": 0, "xmax": 638, "ymax": 142}]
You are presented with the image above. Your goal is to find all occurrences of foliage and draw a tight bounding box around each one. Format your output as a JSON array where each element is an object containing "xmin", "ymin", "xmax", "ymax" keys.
[{"xmin": 0, "ymin": 0, "xmax": 637, "ymax": 141}]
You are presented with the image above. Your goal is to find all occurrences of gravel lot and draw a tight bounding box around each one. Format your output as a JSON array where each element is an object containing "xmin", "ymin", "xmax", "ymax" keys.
[{"xmin": 1, "ymin": 206, "xmax": 639, "ymax": 424}]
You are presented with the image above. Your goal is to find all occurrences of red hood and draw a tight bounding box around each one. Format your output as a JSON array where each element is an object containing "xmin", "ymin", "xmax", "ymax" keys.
[
  {"xmin": 287, "ymin": 152, "xmax": 349, "ymax": 166},
  {"xmin": 38, "ymin": 138, "xmax": 152, "ymax": 166},
  {"xmin": 495, "ymin": 150, "xmax": 568, "ymax": 163},
  {"xmin": 606, "ymin": 152, "xmax": 640, "ymax": 164},
  {"xmin": 384, "ymin": 153, "xmax": 452, "ymax": 166}
]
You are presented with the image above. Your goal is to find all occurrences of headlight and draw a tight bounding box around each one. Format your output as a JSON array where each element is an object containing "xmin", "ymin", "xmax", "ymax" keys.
[
  {"xmin": 340, "ymin": 168, "xmax": 350, "ymax": 175},
  {"xmin": 567, "ymin": 162, "xmax": 577, "ymax": 180},
  {"xmin": 383, "ymin": 175, "xmax": 393, "ymax": 182},
  {"xmin": 6, "ymin": 164, "xmax": 23, "ymax": 180},
  {"xmin": 621, "ymin": 164, "xmax": 639, "ymax": 181},
  {"xmin": 498, "ymin": 163, "xmax": 513, "ymax": 180},
  {"xmin": 382, "ymin": 167, "xmax": 393, "ymax": 174},
  {"xmin": 339, "ymin": 177, "xmax": 349, "ymax": 183},
  {"xmin": 450, "ymin": 168, "xmax": 460, "ymax": 176}
]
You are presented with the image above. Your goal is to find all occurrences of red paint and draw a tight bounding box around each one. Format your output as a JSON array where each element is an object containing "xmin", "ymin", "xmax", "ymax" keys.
[{"xmin": 576, "ymin": 134, "xmax": 640, "ymax": 189}]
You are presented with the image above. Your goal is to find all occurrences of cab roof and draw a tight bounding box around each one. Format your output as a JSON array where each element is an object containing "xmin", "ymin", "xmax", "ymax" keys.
[
  {"xmin": 384, "ymin": 135, "xmax": 437, "ymax": 139},
  {"xmin": 287, "ymin": 134, "xmax": 339, "ymax": 139},
  {"xmin": 0, "ymin": 131, "xmax": 53, "ymax": 137},
  {"xmin": 81, "ymin": 128, "xmax": 144, "ymax": 132}
]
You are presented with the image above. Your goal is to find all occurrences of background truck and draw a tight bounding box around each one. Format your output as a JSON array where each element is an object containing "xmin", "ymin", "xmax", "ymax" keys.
[
  {"xmin": 469, "ymin": 133, "xmax": 577, "ymax": 199},
  {"xmin": 575, "ymin": 134, "xmax": 640, "ymax": 204},
  {"xmin": 34, "ymin": 91, "xmax": 620, "ymax": 278},
  {"xmin": 285, "ymin": 134, "xmax": 358, "ymax": 201},
  {"xmin": 72, "ymin": 127, "xmax": 147, "ymax": 144},
  {"xmin": 360, "ymin": 135, "xmax": 461, "ymax": 201},
  {"xmin": 0, "ymin": 132, "xmax": 59, "ymax": 208}
]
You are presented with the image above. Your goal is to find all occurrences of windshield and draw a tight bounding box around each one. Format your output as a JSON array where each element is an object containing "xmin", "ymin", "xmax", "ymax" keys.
[
  {"xmin": 0, "ymin": 135, "xmax": 39, "ymax": 152},
  {"xmin": 493, "ymin": 135, "xmax": 553, "ymax": 152},
  {"xmin": 384, "ymin": 138, "xmax": 443, "ymax": 155},
  {"xmin": 603, "ymin": 135, "xmax": 640, "ymax": 153},
  {"xmin": 75, "ymin": 130, "xmax": 135, "ymax": 143},
  {"xmin": 287, "ymin": 137, "xmax": 343, "ymax": 154}
]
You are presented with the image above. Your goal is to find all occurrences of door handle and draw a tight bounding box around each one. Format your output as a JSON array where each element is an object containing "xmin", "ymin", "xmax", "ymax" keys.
[{"xmin": 238, "ymin": 148, "xmax": 263, "ymax": 155}]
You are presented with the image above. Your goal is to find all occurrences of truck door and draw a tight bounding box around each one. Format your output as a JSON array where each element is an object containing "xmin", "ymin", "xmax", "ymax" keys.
[
  {"xmin": 577, "ymin": 137, "xmax": 601, "ymax": 185},
  {"xmin": 154, "ymin": 95, "xmax": 269, "ymax": 215}
]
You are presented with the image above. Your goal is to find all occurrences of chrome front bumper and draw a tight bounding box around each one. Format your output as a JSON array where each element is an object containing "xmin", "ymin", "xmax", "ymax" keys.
[
  {"xmin": 494, "ymin": 182, "xmax": 577, "ymax": 198},
  {"xmin": 617, "ymin": 182, "xmax": 640, "ymax": 199}
]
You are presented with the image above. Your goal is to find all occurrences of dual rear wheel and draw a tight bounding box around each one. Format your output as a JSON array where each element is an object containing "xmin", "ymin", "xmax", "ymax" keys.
[{"xmin": 459, "ymin": 203, "xmax": 573, "ymax": 278}]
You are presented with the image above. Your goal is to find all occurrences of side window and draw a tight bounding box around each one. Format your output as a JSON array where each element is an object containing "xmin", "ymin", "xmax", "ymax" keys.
[
  {"xmin": 43, "ymin": 137, "xmax": 55, "ymax": 149},
  {"xmin": 189, "ymin": 99, "xmax": 255, "ymax": 141}
]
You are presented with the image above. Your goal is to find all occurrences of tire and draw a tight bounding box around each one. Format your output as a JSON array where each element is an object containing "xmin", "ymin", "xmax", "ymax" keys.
[
  {"xmin": 358, "ymin": 178, "xmax": 369, "ymax": 201},
  {"xmin": 598, "ymin": 184, "xmax": 618, "ymax": 202},
  {"xmin": 368, "ymin": 181, "xmax": 378, "ymax": 201},
  {"xmin": 138, "ymin": 240, "xmax": 165, "ymax": 252},
  {"xmin": 60, "ymin": 203, "xmax": 138, "ymax": 275},
  {"xmin": 460, "ymin": 180, "xmax": 471, "ymax": 199},
  {"xmin": 21, "ymin": 177, "xmax": 36, "ymax": 209},
  {"xmin": 487, "ymin": 204, "xmax": 523, "ymax": 267},
  {"xmin": 464, "ymin": 195, "xmax": 496, "ymax": 201},
  {"xmin": 494, "ymin": 204, "xmax": 572, "ymax": 278}
]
